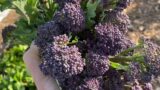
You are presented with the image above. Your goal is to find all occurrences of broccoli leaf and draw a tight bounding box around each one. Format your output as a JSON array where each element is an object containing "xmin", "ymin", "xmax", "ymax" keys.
[{"xmin": 86, "ymin": 0, "xmax": 100, "ymax": 28}]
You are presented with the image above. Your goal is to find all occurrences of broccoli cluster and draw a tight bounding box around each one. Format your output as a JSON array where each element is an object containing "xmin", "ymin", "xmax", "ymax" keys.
[
  {"xmin": 105, "ymin": 70, "xmax": 123, "ymax": 90},
  {"xmin": 40, "ymin": 34, "xmax": 85, "ymax": 81},
  {"xmin": 131, "ymin": 80, "xmax": 143, "ymax": 90},
  {"xmin": 36, "ymin": 21, "xmax": 62, "ymax": 48},
  {"xmin": 35, "ymin": 0, "xmax": 160, "ymax": 90},
  {"xmin": 54, "ymin": 3, "xmax": 85, "ymax": 33},
  {"xmin": 86, "ymin": 51, "xmax": 109, "ymax": 76},
  {"xmin": 55, "ymin": 0, "xmax": 81, "ymax": 6},
  {"xmin": 76, "ymin": 77, "xmax": 103, "ymax": 90},
  {"xmin": 104, "ymin": 10, "xmax": 131, "ymax": 34},
  {"xmin": 95, "ymin": 23, "xmax": 133, "ymax": 55},
  {"xmin": 144, "ymin": 40, "xmax": 160, "ymax": 76},
  {"xmin": 125, "ymin": 62, "xmax": 141, "ymax": 82}
]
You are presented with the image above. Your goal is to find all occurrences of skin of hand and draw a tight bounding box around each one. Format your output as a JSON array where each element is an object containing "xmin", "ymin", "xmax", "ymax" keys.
[{"xmin": 23, "ymin": 42, "xmax": 60, "ymax": 90}]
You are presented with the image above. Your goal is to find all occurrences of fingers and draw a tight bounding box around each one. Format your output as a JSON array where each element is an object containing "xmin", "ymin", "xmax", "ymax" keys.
[
  {"xmin": 23, "ymin": 42, "xmax": 45, "ymax": 89},
  {"xmin": 25, "ymin": 41, "xmax": 39, "ymax": 56},
  {"xmin": 23, "ymin": 41, "xmax": 60, "ymax": 90},
  {"xmin": 43, "ymin": 76, "xmax": 61, "ymax": 90}
]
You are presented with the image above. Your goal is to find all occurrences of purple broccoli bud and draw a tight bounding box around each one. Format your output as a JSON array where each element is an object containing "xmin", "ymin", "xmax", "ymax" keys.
[
  {"xmin": 76, "ymin": 77, "xmax": 104, "ymax": 90},
  {"xmin": 54, "ymin": 3, "xmax": 85, "ymax": 33},
  {"xmin": 40, "ymin": 34, "xmax": 85, "ymax": 81},
  {"xmin": 104, "ymin": 10, "xmax": 130, "ymax": 34},
  {"xmin": 35, "ymin": 21, "xmax": 62, "ymax": 48},
  {"xmin": 131, "ymin": 80, "xmax": 143, "ymax": 90},
  {"xmin": 140, "ymin": 72, "xmax": 152, "ymax": 83},
  {"xmin": 144, "ymin": 40, "xmax": 160, "ymax": 76},
  {"xmin": 60, "ymin": 75, "xmax": 82, "ymax": 90},
  {"xmin": 115, "ymin": 0, "xmax": 133, "ymax": 11},
  {"xmin": 55, "ymin": 0, "xmax": 81, "ymax": 6},
  {"xmin": 95, "ymin": 23, "xmax": 133, "ymax": 55},
  {"xmin": 86, "ymin": 51, "xmax": 109, "ymax": 76},
  {"xmin": 100, "ymin": 0, "xmax": 109, "ymax": 9},
  {"xmin": 104, "ymin": 70, "xmax": 123, "ymax": 90},
  {"xmin": 124, "ymin": 62, "xmax": 141, "ymax": 82},
  {"xmin": 143, "ymin": 83, "xmax": 153, "ymax": 90}
]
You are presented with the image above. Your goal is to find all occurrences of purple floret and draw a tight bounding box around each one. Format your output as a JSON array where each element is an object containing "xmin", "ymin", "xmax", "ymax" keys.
[
  {"xmin": 95, "ymin": 23, "xmax": 133, "ymax": 55},
  {"xmin": 35, "ymin": 21, "xmax": 62, "ymax": 48},
  {"xmin": 55, "ymin": 0, "xmax": 81, "ymax": 6},
  {"xmin": 60, "ymin": 75, "xmax": 82, "ymax": 90},
  {"xmin": 104, "ymin": 70, "xmax": 123, "ymax": 90},
  {"xmin": 115, "ymin": 0, "xmax": 133, "ymax": 11},
  {"xmin": 124, "ymin": 62, "xmax": 142, "ymax": 82},
  {"xmin": 76, "ymin": 77, "xmax": 104, "ymax": 90},
  {"xmin": 143, "ymin": 83, "xmax": 153, "ymax": 90},
  {"xmin": 104, "ymin": 10, "xmax": 130, "ymax": 34},
  {"xmin": 100, "ymin": 0, "xmax": 109, "ymax": 9},
  {"xmin": 144, "ymin": 40, "xmax": 160, "ymax": 76},
  {"xmin": 86, "ymin": 51, "xmax": 109, "ymax": 76},
  {"xmin": 131, "ymin": 80, "xmax": 143, "ymax": 90},
  {"xmin": 54, "ymin": 3, "xmax": 85, "ymax": 33},
  {"xmin": 40, "ymin": 34, "xmax": 85, "ymax": 81}
]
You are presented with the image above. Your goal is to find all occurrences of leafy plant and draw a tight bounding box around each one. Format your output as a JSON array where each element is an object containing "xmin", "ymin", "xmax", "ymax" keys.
[
  {"xmin": 0, "ymin": 0, "xmax": 12, "ymax": 11},
  {"xmin": 10, "ymin": 0, "xmax": 58, "ymax": 45},
  {"xmin": 0, "ymin": 0, "xmax": 59, "ymax": 90},
  {"xmin": 0, "ymin": 45, "xmax": 36, "ymax": 90}
]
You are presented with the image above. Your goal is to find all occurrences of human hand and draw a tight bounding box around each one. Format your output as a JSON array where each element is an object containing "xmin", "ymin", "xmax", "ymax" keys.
[{"xmin": 23, "ymin": 41, "xmax": 60, "ymax": 90}]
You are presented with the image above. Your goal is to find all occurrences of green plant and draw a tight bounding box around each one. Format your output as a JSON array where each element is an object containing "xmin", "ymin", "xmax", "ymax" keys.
[
  {"xmin": 0, "ymin": 45, "xmax": 36, "ymax": 90},
  {"xmin": 10, "ymin": 0, "xmax": 58, "ymax": 45},
  {"xmin": 0, "ymin": 0, "xmax": 58, "ymax": 90},
  {"xmin": 0, "ymin": 0, "xmax": 12, "ymax": 11}
]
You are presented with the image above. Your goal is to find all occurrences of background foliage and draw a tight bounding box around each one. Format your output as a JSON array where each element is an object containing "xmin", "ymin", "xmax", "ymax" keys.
[{"xmin": 0, "ymin": 0, "xmax": 58, "ymax": 89}]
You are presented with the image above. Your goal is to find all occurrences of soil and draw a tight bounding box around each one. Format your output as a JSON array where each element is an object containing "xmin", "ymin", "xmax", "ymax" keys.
[{"xmin": 126, "ymin": 0, "xmax": 160, "ymax": 44}]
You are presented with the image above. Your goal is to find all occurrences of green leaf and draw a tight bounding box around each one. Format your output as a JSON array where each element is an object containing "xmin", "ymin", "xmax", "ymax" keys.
[
  {"xmin": 110, "ymin": 61, "xmax": 129, "ymax": 71},
  {"xmin": 117, "ymin": 44, "xmax": 144, "ymax": 56},
  {"xmin": 0, "ymin": 0, "xmax": 5, "ymax": 3},
  {"xmin": 0, "ymin": 45, "xmax": 35, "ymax": 90},
  {"xmin": 68, "ymin": 36, "xmax": 79, "ymax": 45},
  {"xmin": 12, "ymin": 0, "xmax": 30, "ymax": 23},
  {"xmin": 86, "ymin": 0, "xmax": 100, "ymax": 28},
  {"xmin": 132, "ymin": 53, "xmax": 145, "ymax": 63}
]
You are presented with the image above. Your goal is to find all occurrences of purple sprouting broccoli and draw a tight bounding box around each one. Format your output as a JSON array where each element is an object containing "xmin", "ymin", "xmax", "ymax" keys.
[
  {"xmin": 124, "ymin": 62, "xmax": 142, "ymax": 82},
  {"xmin": 95, "ymin": 23, "xmax": 133, "ymax": 56},
  {"xmin": 104, "ymin": 10, "xmax": 131, "ymax": 34},
  {"xmin": 55, "ymin": 0, "xmax": 81, "ymax": 6},
  {"xmin": 100, "ymin": 0, "xmax": 109, "ymax": 9},
  {"xmin": 34, "ymin": 0, "xmax": 160, "ymax": 89},
  {"xmin": 40, "ymin": 34, "xmax": 85, "ymax": 81},
  {"xmin": 76, "ymin": 77, "xmax": 104, "ymax": 90},
  {"xmin": 54, "ymin": 3, "xmax": 85, "ymax": 33},
  {"xmin": 35, "ymin": 21, "xmax": 62, "ymax": 48},
  {"xmin": 115, "ymin": 0, "xmax": 133, "ymax": 11},
  {"xmin": 86, "ymin": 50, "xmax": 109, "ymax": 76},
  {"xmin": 144, "ymin": 40, "xmax": 160, "ymax": 76},
  {"xmin": 104, "ymin": 70, "xmax": 123, "ymax": 90},
  {"xmin": 60, "ymin": 76, "xmax": 104, "ymax": 90},
  {"xmin": 143, "ymin": 40, "xmax": 160, "ymax": 76},
  {"xmin": 60, "ymin": 75, "xmax": 82, "ymax": 90},
  {"xmin": 131, "ymin": 80, "xmax": 143, "ymax": 90},
  {"xmin": 143, "ymin": 83, "xmax": 153, "ymax": 90}
]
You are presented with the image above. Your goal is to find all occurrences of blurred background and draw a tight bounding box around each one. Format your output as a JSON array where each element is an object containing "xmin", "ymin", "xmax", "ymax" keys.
[{"xmin": 0, "ymin": 0, "xmax": 159, "ymax": 90}]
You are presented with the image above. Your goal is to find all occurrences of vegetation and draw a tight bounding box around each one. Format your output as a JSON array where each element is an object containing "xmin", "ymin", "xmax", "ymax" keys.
[{"xmin": 0, "ymin": 0, "xmax": 58, "ymax": 89}]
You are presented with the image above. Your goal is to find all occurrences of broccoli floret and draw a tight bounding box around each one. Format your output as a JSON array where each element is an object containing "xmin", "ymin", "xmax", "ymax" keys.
[
  {"xmin": 54, "ymin": 3, "xmax": 85, "ymax": 33},
  {"xmin": 40, "ymin": 34, "xmax": 85, "ymax": 81}
]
